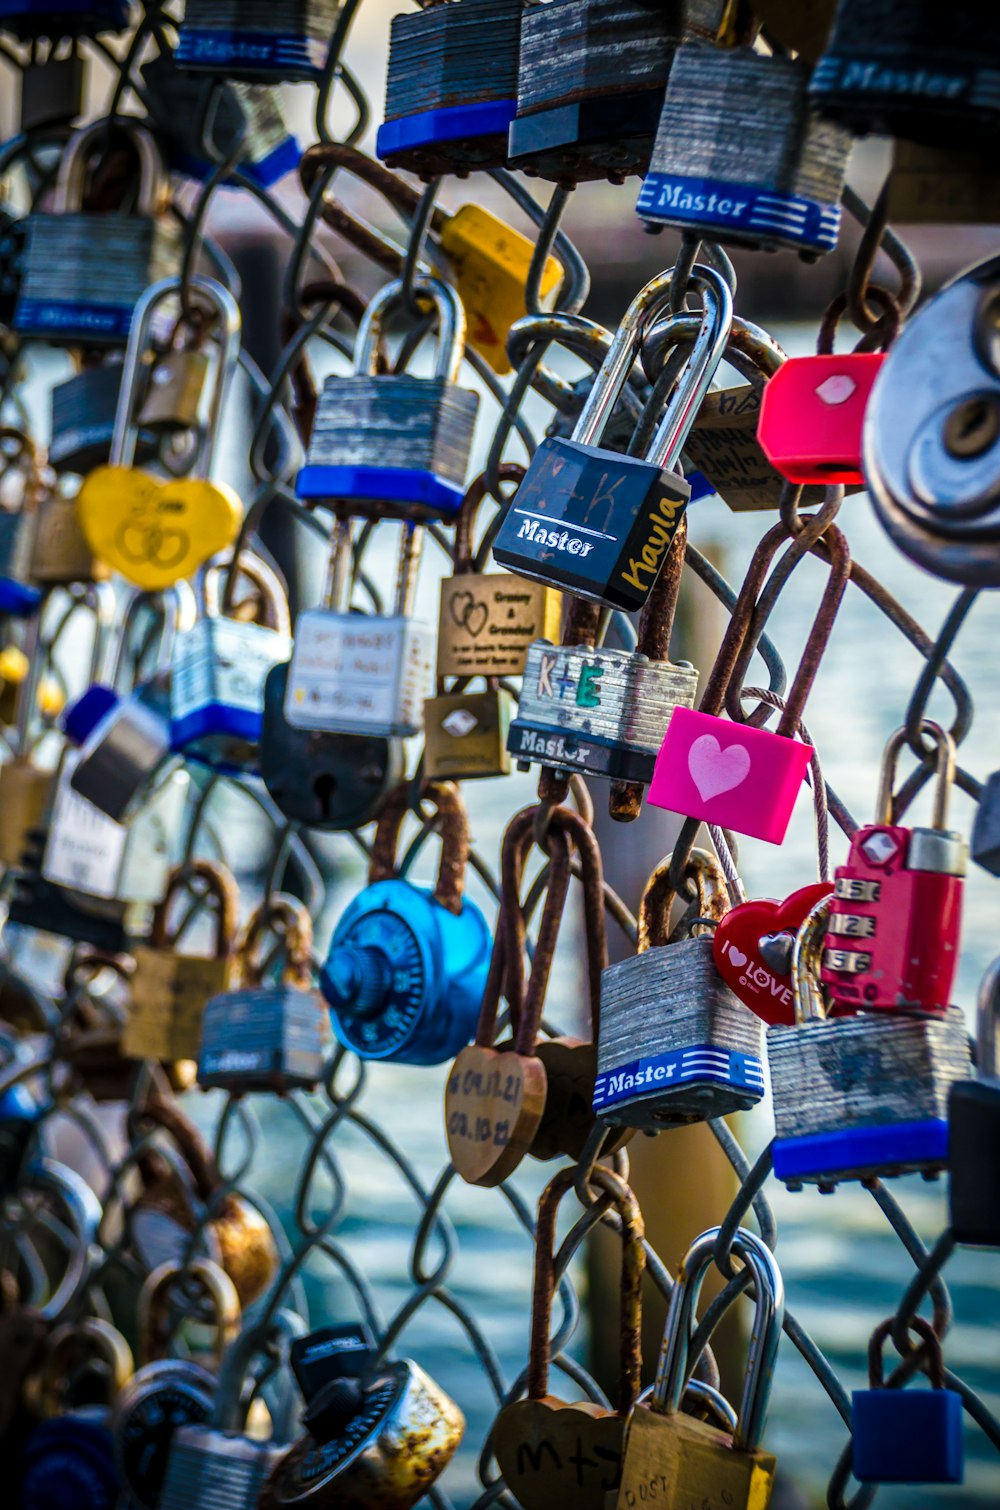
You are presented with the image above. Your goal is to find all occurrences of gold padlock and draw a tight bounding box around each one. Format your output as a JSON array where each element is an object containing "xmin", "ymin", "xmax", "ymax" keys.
[
  {"xmin": 137, "ymin": 329, "xmax": 212, "ymax": 433},
  {"xmin": 26, "ymin": 1316, "xmax": 134, "ymax": 1418},
  {"xmin": 423, "ymin": 687, "xmax": 514, "ymax": 780},
  {"xmin": 30, "ymin": 488, "xmax": 110, "ymax": 585}
]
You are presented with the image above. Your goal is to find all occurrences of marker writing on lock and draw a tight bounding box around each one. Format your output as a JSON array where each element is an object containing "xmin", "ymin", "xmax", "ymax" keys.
[{"xmin": 619, "ymin": 494, "xmax": 686, "ymax": 592}]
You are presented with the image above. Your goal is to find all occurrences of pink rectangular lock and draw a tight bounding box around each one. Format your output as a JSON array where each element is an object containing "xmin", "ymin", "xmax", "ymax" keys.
[
  {"xmin": 649, "ymin": 520, "xmax": 850, "ymax": 844},
  {"xmin": 757, "ymin": 351, "xmax": 886, "ymax": 486}
]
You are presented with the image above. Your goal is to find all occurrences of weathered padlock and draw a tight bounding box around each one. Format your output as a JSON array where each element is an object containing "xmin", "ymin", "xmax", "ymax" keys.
[
  {"xmin": 13, "ymin": 118, "xmax": 180, "ymax": 344},
  {"xmin": 948, "ymin": 957, "xmax": 1000, "ymax": 1246},
  {"xmin": 259, "ymin": 660, "xmax": 404, "ymax": 831},
  {"xmin": 175, "ymin": 0, "xmax": 339, "ymax": 81},
  {"xmin": 321, "ymin": 782, "xmax": 491, "ymax": 1064},
  {"xmin": 809, "ymin": 0, "xmax": 1000, "ymax": 147},
  {"xmin": 649, "ymin": 523, "xmax": 850, "ymax": 845},
  {"xmin": 26, "ymin": 1315, "xmax": 134, "ymax": 1419},
  {"xmin": 508, "ymin": 0, "xmax": 682, "ymax": 186},
  {"xmin": 769, "ymin": 894, "xmax": 973, "ymax": 1189},
  {"xmin": 296, "ymin": 277, "xmax": 479, "ymax": 521},
  {"xmin": 113, "ymin": 1258, "xmax": 240, "ymax": 1510},
  {"xmin": 376, "ymin": 0, "xmax": 522, "ymax": 177},
  {"xmin": 199, "ymin": 896, "xmax": 327, "ymax": 1095},
  {"xmin": 423, "ymin": 686, "xmax": 514, "ymax": 781},
  {"xmin": 171, "ymin": 554, "xmax": 293, "ymax": 774},
  {"xmin": 137, "ymin": 337, "xmax": 212, "ymax": 438},
  {"xmin": 492, "ymin": 264, "xmax": 732, "ymax": 610},
  {"xmin": 852, "ymin": 1318, "xmax": 963, "ymax": 1485},
  {"xmin": 76, "ymin": 274, "xmax": 244, "ymax": 591},
  {"xmin": 863, "ymin": 253, "xmax": 1000, "ymax": 587},
  {"xmin": 30, "ymin": 485, "xmax": 111, "ymax": 585},
  {"xmin": 638, "ymin": 44, "xmax": 851, "ymax": 257},
  {"xmin": 284, "ymin": 518, "xmax": 434, "ymax": 739},
  {"xmin": 596, "ymin": 849, "xmax": 764, "ymax": 1130},
  {"xmin": 290, "ymin": 1323, "xmax": 376, "ymax": 1423},
  {"xmin": 0, "ymin": 429, "xmax": 43, "ymax": 617},
  {"xmin": 123, "ymin": 863, "xmax": 239, "ymax": 1064},
  {"xmin": 0, "ymin": 2, "xmax": 130, "ymax": 38},
  {"xmin": 49, "ymin": 359, "xmax": 158, "ymax": 477},
  {"xmin": 508, "ymin": 525, "xmax": 697, "ymax": 791},
  {"xmin": 493, "ymin": 1166, "xmax": 644, "ymax": 1510},
  {"xmin": 821, "ymin": 723, "xmax": 966, "ymax": 1015},
  {"xmin": 617, "ymin": 1225, "xmax": 782, "ymax": 1510}
]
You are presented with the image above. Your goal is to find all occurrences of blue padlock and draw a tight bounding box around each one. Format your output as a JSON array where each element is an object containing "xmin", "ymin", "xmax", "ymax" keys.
[
  {"xmin": 0, "ymin": 1, "xmax": 130, "ymax": 38},
  {"xmin": 321, "ymin": 782, "xmax": 491, "ymax": 1064},
  {"xmin": 174, "ymin": 0, "xmax": 339, "ymax": 83},
  {"xmin": 852, "ymin": 1318, "xmax": 964, "ymax": 1485},
  {"xmin": 0, "ymin": 431, "xmax": 43, "ymax": 618},
  {"xmin": 18, "ymin": 1410, "xmax": 121, "ymax": 1509}
]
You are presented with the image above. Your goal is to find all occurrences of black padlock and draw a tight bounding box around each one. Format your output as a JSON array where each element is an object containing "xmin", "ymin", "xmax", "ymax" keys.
[
  {"xmin": 291, "ymin": 1322, "xmax": 376, "ymax": 1443},
  {"xmin": 0, "ymin": 2, "xmax": 131, "ymax": 39},
  {"xmin": 7, "ymin": 825, "xmax": 130, "ymax": 954},
  {"xmin": 20, "ymin": 48, "xmax": 85, "ymax": 132},
  {"xmin": 971, "ymin": 772, "xmax": 1000, "ymax": 875},
  {"xmin": 259, "ymin": 662, "xmax": 403, "ymax": 832},
  {"xmin": 949, "ymin": 958, "xmax": 1000, "ymax": 1247}
]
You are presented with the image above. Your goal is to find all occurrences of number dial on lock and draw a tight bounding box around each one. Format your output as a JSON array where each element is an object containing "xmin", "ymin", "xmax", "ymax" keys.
[{"xmin": 445, "ymin": 1044, "xmax": 546, "ymax": 1186}]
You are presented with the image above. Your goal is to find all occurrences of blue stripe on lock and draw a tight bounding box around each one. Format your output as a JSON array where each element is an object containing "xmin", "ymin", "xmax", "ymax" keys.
[
  {"xmin": 376, "ymin": 99, "xmax": 518, "ymax": 159},
  {"xmin": 773, "ymin": 1118, "xmax": 950, "ymax": 1184},
  {"xmin": 593, "ymin": 1045, "xmax": 765, "ymax": 1112},
  {"xmin": 637, "ymin": 173, "xmax": 842, "ymax": 255},
  {"xmin": 296, "ymin": 464, "xmax": 466, "ymax": 518}
]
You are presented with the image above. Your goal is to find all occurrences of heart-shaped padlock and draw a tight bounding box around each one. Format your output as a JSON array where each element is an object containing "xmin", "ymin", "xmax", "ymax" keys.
[{"xmin": 713, "ymin": 882, "xmax": 833, "ymax": 1026}]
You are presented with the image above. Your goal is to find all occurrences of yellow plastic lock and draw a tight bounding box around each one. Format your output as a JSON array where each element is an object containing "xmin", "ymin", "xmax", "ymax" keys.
[
  {"xmin": 441, "ymin": 204, "xmax": 562, "ymax": 376},
  {"xmin": 76, "ymin": 467, "xmax": 242, "ymax": 592}
]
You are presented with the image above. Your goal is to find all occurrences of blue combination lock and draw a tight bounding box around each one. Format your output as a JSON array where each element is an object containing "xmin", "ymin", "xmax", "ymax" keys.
[{"xmin": 321, "ymin": 782, "xmax": 491, "ymax": 1064}]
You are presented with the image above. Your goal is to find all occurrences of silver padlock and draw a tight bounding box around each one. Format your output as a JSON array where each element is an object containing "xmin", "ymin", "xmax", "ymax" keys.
[
  {"xmin": 14, "ymin": 117, "xmax": 181, "ymax": 345},
  {"xmin": 50, "ymin": 360, "xmax": 158, "ymax": 476},
  {"xmin": 864, "ymin": 253, "xmax": 1000, "ymax": 586},
  {"xmin": 175, "ymin": 0, "xmax": 340, "ymax": 83},
  {"xmin": 595, "ymin": 849, "xmax": 765, "ymax": 1130},
  {"xmin": 296, "ymin": 277, "xmax": 479, "ymax": 522},
  {"xmin": 770, "ymin": 895, "xmax": 974, "ymax": 1190},
  {"xmin": 284, "ymin": 518, "xmax": 434, "ymax": 739}
]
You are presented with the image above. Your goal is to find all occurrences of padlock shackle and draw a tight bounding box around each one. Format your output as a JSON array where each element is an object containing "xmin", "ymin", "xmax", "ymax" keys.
[
  {"xmin": 791, "ymin": 893, "xmax": 833, "ymax": 1025},
  {"xmin": 642, "ymin": 312, "xmax": 786, "ymax": 388},
  {"xmin": 21, "ymin": 1159, "xmax": 102, "ymax": 1321},
  {"xmin": 241, "ymin": 895, "xmax": 314, "ymax": 991},
  {"xmin": 212, "ymin": 1310, "xmax": 308, "ymax": 1433},
  {"xmin": 976, "ymin": 956, "xmax": 1000, "ymax": 1080},
  {"xmin": 507, "ymin": 311, "xmax": 619, "ymax": 414},
  {"xmin": 108, "ymin": 580, "xmax": 198, "ymax": 691},
  {"xmin": 527, "ymin": 1165, "xmax": 644, "ymax": 1413},
  {"xmin": 637, "ymin": 848, "xmax": 730, "ymax": 953},
  {"xmin": 54, "ymin": 118, "xmax": 168, "ymax": 217},
  {"xmin": 771, "ymin": 523, "xmax": 850, "ymax": 738},
  {"xmin": 653, "ymin": 1225, "xmax": 784, "ymax": 1453},
  {"xmin": 205, "ymin": 550, "xmax": 292, "ymax": 638},
  {"xmin": 471, "ymin": 805, "xmax": 535, "ymax": 1048},
  {"xmin": 137, "ymin": 1258, "xmax": 240, "ymax": 1366},
  {"xmin": 41, "ymin": 1318, "xmax": 134, "ymax": 1412},
  {"xmin": 875, "ymin": 720, "xmax": 956, "ymax": 830},
  {"xmin": 453, "ymin": 466, "xmax": 526, "ymax": 574},
  {"xmin": 369, "ymin": 780, "xmax": 470, "ymax": 916},
  {"xmin": 354, "ymin": 276, "xmax": 466, "ymax": 385},
  {"xmin": 110, "ymin": 275, "xmax": 241, "ymax": 480},
  {"xmin": 867, "ymin": 1316, "xmax": 947, "ymax": 1391},
  {"xmin": 149, "ymin": 861, "xmax": 239, "ymax": 960}
]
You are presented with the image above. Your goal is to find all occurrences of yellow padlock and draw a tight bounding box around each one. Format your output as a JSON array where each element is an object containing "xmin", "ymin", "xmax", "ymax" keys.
[
  {"xmin": 440, "ymin": 204, "xmax": 562, "ymax": 376},
  {"xmin": 76, "ymin": 275, "xmax": 242, "ymax": 592}
]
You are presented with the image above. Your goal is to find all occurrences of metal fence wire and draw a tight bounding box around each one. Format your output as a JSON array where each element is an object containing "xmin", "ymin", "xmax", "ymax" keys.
[{"xmin": 0, "ymin": 4, "xmax": 997, "ymax": 1509}]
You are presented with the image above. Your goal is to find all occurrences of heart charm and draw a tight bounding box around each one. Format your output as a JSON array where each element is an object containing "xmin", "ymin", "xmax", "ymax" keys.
[
  {"xmin": 532, "ymin": 1038, "xmax": 631, "ymax": 1162},
  {"xmin": 448, "ymin": 589, "xmax": 475, "ymax": 630},
  {"xmin": 492, "ymin": 1398, "xmax": 625, "ymax": 1510},
  {"xmin": 713, "ymin": 882, "xmax": 832, "ymax": 1025},
  {"xmin": 76, "ymin": 465, "xmax": 242, "ymax": 591},
  {"xmin": 688, "ymin": 733, "xmax": 751, "ymax": 801},
  {"xmin": 445, "ymin": 1043, "xmax": 546, "ymax": 1186}
]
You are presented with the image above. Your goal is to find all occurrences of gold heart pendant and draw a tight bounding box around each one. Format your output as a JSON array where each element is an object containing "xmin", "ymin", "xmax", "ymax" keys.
[{"xmin": 76, "ymin": 465, "xmax": 243, "ymax": 591}]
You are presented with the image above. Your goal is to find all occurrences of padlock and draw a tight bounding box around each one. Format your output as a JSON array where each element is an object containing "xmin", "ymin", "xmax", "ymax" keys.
[
  {"xmin": 769, "ymin": 894, "xmax": 973, "ymax": 1189},
  {"xmin": 141, "ymin": 53, "xmax": 301, "ymax": 189},
  {"xmin": 758, "ymin": 349, "xmax": 886, "ymax": 487},
  {"xmin": 30, "ymin": 486, "xmax": 110, "ymax": 584},
  {"xmin": 18, "ymin": 45, "xmax": 84, "ymax": 131},
  {"xmin": 171, "ymin": 553, "xmax": 293, "ymax": 774},
  {"xmin": 638, "ymin": 44, "xmax": 851, "ymax": 257},
  {"xmin": 123, "ymin": 863, "xmax": 238, "ymax": 1065},
  {"xmin": 492, "ymin": 263, "xmax": 732, "ymax": 611},
  {"xmin": 948, "ymin": 957, "xmax": 1000, "ymax": 1246},
  {"xmin": 863, "ymin": 253, "xmax": 1000, "ymax": 587},
  {"xmin": 296, "ymin": 277, "xmax": 479, "ymax": 522},
  {"xmin": 76, "ymin": 274, "xmax": 244, "ymax": 591},
  {"xmin": 508, "ymin": 0, "xmax": 681, "ymax": 186},
  {"xmin": 376, "ymin": 0, "xmax": 522, "ymax": 177},
  {"xmin": 137, "ymin": 345, "xmax": 212, "ymax": 437},
  {"xmin": 65, "ymin": 676, "xmax": 178, "ymax": 824},
  {"xmin": 809, "ymin": 0, "xmax": 1000, "ymax": 148},
  {"xmin": 0, "ymin": 2, "xmax": 131, "ymax": 39},
  {"xmin": 0, "ymin": 429, "xmax": 42, "ymax": 617},
  {"xmin": 113, "ymin": 1258, "xmax": 240, "ymax": 1510},
  {"xmin": 175, "ymin": 0, "xmax": 340, "ymax": 82},
  {"xmin": 13, "ymin": 118, "xmax": 180, "ymax": 345},
  {"xmin": 852, "ymin": 1318, "xmax": 963, "ymax": 1484},
  {"xmin": 290, "ymin": 1323, "xmax": 376, "ymax": 1422},
  {"xmin": 508, "ymin": 527, "xmax": 697, "ymax": 791},
  {"xmin": 438, "ymin": 470, "xmax": 561, "ymax": 679},
  {"xmin": 57, "ymin": 947, "xmax": 148, "ymax": 1101},
  {"xmin": 0, "ymin": 621, "xmax": 56, "ymax": 869},
  {"xmin": 284, "ymin": 518, "xmax": 434, "ymax": 739},
  {"xmin": 887, "ymin": 139, "xmax": 1000, "ymax": 226},
  {"xmin": 712, "ymin": 881, "xmax": 834, "ymax": 1026},
  {"xmin": 822, "ymin": 723, "xmax": 966, "ymax": 1015},
  {"xmin": 617, "ymin": 1225, "xmax": 782, "ymax": 1510},
  {"xmin": 259, "ymin": 661, "xmax": 404, "ymax": 831},
  {"xmin": 26, "ymin": 1315, "xmax": 133, "ymax": 1418},
  {"xmin": 649, "ymin": 522, "xmax": 850, "ymax": 845},
  {"xmin": 198, "ymin": 896, "xmax": 327, "ymax": 1095},
  {"xmin": 493, "ymin": 1166, "xmax": 644, "ymax": 1510},
  {"xmin": 49, "ymin": 359, "xmax": 158, "ymax": 476},
  {"xmin": 321, "ymin": 782, "xmax": 491, "ymax": 1064},
  {"xmin": 423, "ymin": 687, "xmax": 514, "ymax": 781},
  {"xmin": 596, "ymin": 848, "xmax": 764, "ymax": 1130},
  {"xmin": 16, "ymin": 1408, "xmax": 123, "ymax": 1510}
]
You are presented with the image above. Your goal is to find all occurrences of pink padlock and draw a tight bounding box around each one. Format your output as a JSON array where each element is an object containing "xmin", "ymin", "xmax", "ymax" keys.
[
  {"xmin": 649, "ymin": 521, "xmax": 850, "ymax": 844},
  {"xmin": 757, "ymin": 352, "xmax": 885, "ymax": 485}
]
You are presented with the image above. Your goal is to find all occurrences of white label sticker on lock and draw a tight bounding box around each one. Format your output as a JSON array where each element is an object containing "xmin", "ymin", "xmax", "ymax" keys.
[
  {"xmin": 172, "ymin": 619, "xmax": 293, "ymax": 720},
  {"xmin": 284, "ymin": 611, "xmax": 433, "ymax": 737},
  {"xmin": 43, "ymin": 753, "xmax": 128, "ymax": 899}
]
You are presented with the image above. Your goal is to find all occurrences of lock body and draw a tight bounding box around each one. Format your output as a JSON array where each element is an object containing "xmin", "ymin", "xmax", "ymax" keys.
[
  {"xmin": 171, "ymin": 618, "xmax": 293, "ymax": 774},
  {"xmin": 0, "ymin": 757, "xmax": 52, "ymax": 867},
  {"xmin": 617, "ymin": 1406, "xmax": 776, "ymax": 1510},
  {"xmin": 851, "ymin": 1387, "xmax": 964, "ymax": 1485},
  {"xmin": 198, "ymin": 987, "xmax": 327, "ymax": 1094},
  {"xmin": 509, "ymin": 640, "xmax": 698, "ymax": 783},
  {"xmin": 769, "ymin": 1007, "xmax": 972, "ymax": 1188},
  {"xmin": 821, "ymin": 823, "xmax": 966, "ymax": 1014},
  {"xmin": 175, "ymin": 0, "xmax": 340, "ymax": 81},
  {"xmin": 67, "ymin": 681, "xmax": 178, "ymax": 823},
  {"xmin": 440, "ymin": 205, "xmax": 562, "ymax": 376},
  {"xmin": 320, "ymin": 878, "xmax": 491, "ymax": 1065},
  {"xmin": 437, "ymin": 570, "xmax": 561, "ymax": 678},
  {"xmin": 492, "ymin": 437, "xmax": 690, "ymax": 611},
  {"xmin": 684, "ymin": 378, "xmax": 820, "ymax": 513},
  {"xmin": 649, "ymin": 705, "xmax": 813, "ymax": 845},
  {"xmin": 113, "ymin": 1362, "xmax": 217, "ymax": 1509},
  {"xmin": 424, "ymin": 689, "xmax": 514, "ymax": 781},
  {"xmin": 49, "ymin": 363, "xmax": 157, "ymax": 476},
  {"xmin": 948, "ymin": 1078, "xmax": 1000, "ymax": 1246},
  {"xmin": 757, "ymin": 354, "xmax": 886, "ymax": 485},
  {"xmin": 160, "ymin": 1426, "xmax": 283, "ymax": 1509},
  {"xmin": 284, "ymin": 611, "xmax": 433, "ymax": 739},
  {"xmin": 0, "ymin": 511, "xmax": 41, "ymax": 616},
  {"xmin": 596, "ymin": 939, "xmax": 764, "ymax": 1130},
  {"xmin": 125, "ymin": 951, "xmax": 233, "ymax": 1064},
  {"xmin": 30, "ymin": 491, "xmax": 110, "ymax": 582},
  {"xmin": 142, "ymin": 57, "xmax": 301, "ymax": 189}
]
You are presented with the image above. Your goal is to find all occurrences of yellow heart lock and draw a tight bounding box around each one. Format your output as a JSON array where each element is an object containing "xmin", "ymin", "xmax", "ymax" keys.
[{"xmin": 76, "ymin": 466, "xmax": 242, "ymax": 591}]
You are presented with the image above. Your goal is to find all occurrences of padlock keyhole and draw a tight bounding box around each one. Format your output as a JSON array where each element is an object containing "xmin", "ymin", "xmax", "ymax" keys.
[
  {"xmin": 944, "ymin": 396, "xmax": 1000, "ymax": 459},
  {"xmin": 313, "ymin": 772, "xmax": 337, "ymax": 819}
]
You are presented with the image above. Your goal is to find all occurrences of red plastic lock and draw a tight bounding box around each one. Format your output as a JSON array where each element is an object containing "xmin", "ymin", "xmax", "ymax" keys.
[
  {"xmin": 757, "ymin": 353, "xmax": 886, "ymax": 485},
  {"xmin": 713, "ymin": 882, "xmax": 833, "ymax": 1026}
]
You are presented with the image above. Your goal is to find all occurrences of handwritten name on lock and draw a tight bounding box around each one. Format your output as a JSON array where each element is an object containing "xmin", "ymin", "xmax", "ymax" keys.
[
  {"xmin": 438, "ymin": 575, "xmax": 560, "ymax": 677},
  {"xmin": 289, "ymin": 617, "xmax": 426, "ymax": 724}
]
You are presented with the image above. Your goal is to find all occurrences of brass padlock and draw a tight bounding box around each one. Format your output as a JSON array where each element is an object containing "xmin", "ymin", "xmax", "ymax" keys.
[
  {"xmin": 137, "ymin": 341, "xmax": 212, "ymax": 434},
  {"xmin": 25, "ymin": 1315, "xmax": 134, "ymax": 1418},
  {"xmin": 123, "ymin": 862, "xmax": 239, "ymax": 1064},
  {"xmin": 30, "ymin": 487, "xmax": 110, "ymax": 585},
  {"xmin": 422, "ymin": 687, "xmax": 514, "ymax": 780}
]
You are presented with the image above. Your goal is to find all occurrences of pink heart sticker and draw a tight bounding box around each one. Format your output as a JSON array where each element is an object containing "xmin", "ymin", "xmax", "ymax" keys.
[{"xmin": 688, "ymin": 734, "xmax": 751, "ymax": 802}]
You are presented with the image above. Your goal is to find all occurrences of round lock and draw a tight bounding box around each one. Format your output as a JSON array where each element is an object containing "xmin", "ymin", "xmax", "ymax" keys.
[
  {"xmin": 321, "ymin": 886, "xmax": 432, "ymax": 1060},
  {"xmin": 112, "ymin": 1362, "xmax": 215, "ymax": 1509},
  {"xmin": 18, "ymin": 1411, "xmax": 120, "ymax": 1510}
]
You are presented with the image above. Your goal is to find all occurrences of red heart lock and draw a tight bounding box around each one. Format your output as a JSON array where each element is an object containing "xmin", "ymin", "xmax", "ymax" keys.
[{"xmin": 713, "ymin": 882, "xmax": 833, "ymax": 1026}]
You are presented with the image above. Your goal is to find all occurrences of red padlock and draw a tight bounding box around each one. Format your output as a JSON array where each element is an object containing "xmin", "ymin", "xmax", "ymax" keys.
[
  {"xmin": 757, "ymin": 352, "xmax": 885, "ymax": 485},
  {"xmin": 713, "ymin": 882, "xmax": 833, "ymax": 1026}
]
